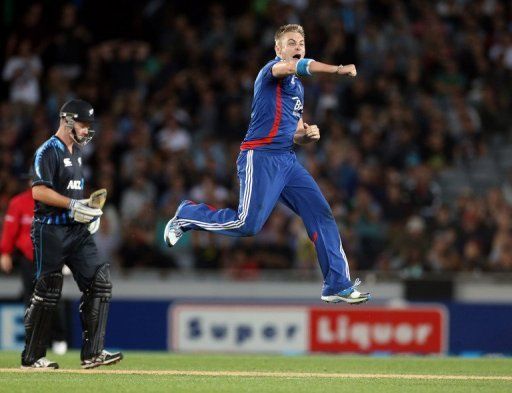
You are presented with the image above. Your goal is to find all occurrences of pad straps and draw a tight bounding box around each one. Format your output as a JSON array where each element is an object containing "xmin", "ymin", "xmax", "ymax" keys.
[
  {"xmin": 22, "ymin": 272, "xmax": 63, "ymax": 365},
  {"xmin": 80, "ymin": 264, "xmax": 112, "ymax": 360}
]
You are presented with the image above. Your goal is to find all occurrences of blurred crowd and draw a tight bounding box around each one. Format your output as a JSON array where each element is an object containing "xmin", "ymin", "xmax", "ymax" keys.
[{"xmin": 1, "ymin": 0, "xmax": 512, "ymax": 278}]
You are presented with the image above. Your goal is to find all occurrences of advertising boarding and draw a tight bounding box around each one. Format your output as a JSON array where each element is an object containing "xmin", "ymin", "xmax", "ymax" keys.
[{"xmin": 169, "ymin": 303, "xmax": 447, "ymax": 354}]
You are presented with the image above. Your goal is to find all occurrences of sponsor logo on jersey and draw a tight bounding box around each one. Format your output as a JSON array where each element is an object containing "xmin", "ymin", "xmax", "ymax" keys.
[
  {"xmin": 66, "ymin": 179, "xmax": 84, "ymax": 190},
  {"xmin": 292, "ymin": 96, "xmax": 303, "ymax": 119}
]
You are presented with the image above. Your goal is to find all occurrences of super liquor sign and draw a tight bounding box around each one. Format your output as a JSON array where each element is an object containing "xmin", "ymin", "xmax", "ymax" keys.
[
  {"xmin": 169, "ymin": 304, "xmax": 447, "ymax": 354},
  {"xmin": 309, "ymin": 307, "xmax": 447, "ymax": 354}
]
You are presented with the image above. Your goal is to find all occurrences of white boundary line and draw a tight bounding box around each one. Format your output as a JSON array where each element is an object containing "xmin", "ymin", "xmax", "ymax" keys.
[{"xmin": 1, "ymin": 368, "xmax": 511, "ymax": 381}]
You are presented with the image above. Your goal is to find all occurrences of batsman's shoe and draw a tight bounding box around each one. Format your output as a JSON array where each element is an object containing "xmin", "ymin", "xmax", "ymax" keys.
[
  {"xmin": 21, "ymin": 357, "xmax": 59, "ymax": 369},
  {"xmin": 164, "ymin": 200, "xmax": 189, "ymax": 247},
  {"xmin": 321, "ymin": 279, "xmax": 371, "ymax": 304},
  {"xmin": 81, "ymin": 350, "xmax": 123, "ymax": 369}
]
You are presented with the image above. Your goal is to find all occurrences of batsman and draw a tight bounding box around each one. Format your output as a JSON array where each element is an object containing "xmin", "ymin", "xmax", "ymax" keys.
[{"xmin": 22, "ymin": 99, "xmax": 122, "ymax": 369}]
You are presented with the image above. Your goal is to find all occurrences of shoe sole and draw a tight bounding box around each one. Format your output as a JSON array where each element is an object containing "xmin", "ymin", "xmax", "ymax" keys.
[
  {"xmin": 81, "ymin": 354, "xmax": 123, "ymax": 370},
  {"xmin": 164, "ymin": 201, "xmax": 191, "ymax": 247},
  {"xmin": 321, "ymin": 295, "xmax": 371, "ymax": 304},
  {"xmin": 163, "ymin": 219, "xmax": 178, "ymax": 247}
]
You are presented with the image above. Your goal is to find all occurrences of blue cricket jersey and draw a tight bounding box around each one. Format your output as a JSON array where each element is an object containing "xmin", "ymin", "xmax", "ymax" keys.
[{"xmin": 241, "ymin": 57, "xmax": 304, "ymax": 151}]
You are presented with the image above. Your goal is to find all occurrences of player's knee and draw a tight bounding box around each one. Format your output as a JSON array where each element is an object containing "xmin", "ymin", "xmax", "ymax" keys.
[
  {"xmin": 315, "ymin": 202, "xmax": 335, "ymax": 221},
  {"xmin": 324, "ymin": 208, "xmax": 335, "ymax": 221},
  {"xmin": 32, "ymin": 272, "xmax": 63, "ymax": 306},
  {"xmin": 240, "ymin": 227, "xmax": 256, "ymax": 236},
  {"xmin": 239, "ymin": 222, "xmax": 261, "ymax": 237},
  {"xmin": 90, "ymin": 264, "xmax": 112, "ymax": 298}
]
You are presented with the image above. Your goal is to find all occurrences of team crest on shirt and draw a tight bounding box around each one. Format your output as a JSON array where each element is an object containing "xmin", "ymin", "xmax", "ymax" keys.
[
  {"xmin": 78, "ymin": 157, "xmax": 82, "ymax": 166},
  {"xmin": 63, "ymin": 158, "xmax": 72, "ymax": 167}
]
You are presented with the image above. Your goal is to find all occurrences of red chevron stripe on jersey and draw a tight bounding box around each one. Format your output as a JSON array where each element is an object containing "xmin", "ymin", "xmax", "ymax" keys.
[{"xmin": 240, "ymin": 81, "xmax": 282, "ymax": 150}]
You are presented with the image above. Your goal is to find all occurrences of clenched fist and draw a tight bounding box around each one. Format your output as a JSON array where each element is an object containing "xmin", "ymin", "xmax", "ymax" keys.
[
  {"xmin": 337, "ymin": 64, "xmax": 357, "ymax": 77},
  {"xmin": 303, "ymin": 123, "xmax": 320, "ymax": 143}
]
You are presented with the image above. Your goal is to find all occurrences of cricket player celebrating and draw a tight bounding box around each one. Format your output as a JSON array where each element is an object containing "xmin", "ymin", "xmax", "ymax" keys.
[{"xmin": 164, "ymin": 24, "xmax": 370, "ymax": 304}]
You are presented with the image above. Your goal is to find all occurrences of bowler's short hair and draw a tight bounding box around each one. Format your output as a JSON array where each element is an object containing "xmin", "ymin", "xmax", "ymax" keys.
[{"xmin": 274, "ymin": 24, "xmax": 305, "ymax": 44}]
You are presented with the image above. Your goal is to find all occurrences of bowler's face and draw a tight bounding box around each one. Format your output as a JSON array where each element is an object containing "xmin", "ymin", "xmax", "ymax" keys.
[{"xmin": 276, "ymin": 32, "xmax": 305, "ymax": 61}]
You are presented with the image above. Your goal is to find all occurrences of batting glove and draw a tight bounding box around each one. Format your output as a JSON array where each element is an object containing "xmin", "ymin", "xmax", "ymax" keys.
[
  {"xmin": 69, "ymin": 199, "xmax": 103, "ymax": 224},
  {"xmin": 87, "ymin": 217, "xmax": 101, "ymax": 234}
]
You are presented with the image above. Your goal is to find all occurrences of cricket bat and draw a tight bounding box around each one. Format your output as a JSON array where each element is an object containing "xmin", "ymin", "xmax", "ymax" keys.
[{"xmin": 89, "ymin": 188, "xmax": 107, "ymax": 209}]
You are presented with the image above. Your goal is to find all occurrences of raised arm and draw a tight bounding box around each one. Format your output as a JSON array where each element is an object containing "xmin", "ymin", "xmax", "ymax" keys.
[
  {"xmin": 272, "ymin": 59, "xmax": 299, "ymax": 78},
  {"xmin": 272, "ymin": 58, "xmax": 357, "ymax": 79},
  {"xmin": 310, "ymin": 61, "xmax": 357, "ymax": 76}
]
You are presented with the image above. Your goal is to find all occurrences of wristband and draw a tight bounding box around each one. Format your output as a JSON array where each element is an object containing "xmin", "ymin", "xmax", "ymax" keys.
[
  {"xmin": 295, "ymin": 58, "xmax": 315, "ymax": 77},
  {"xmin": 68, "ymin": 199, "xmax": 77, "ymax": 210}
]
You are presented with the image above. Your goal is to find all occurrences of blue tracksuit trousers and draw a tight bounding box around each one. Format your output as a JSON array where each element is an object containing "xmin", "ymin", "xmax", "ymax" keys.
[{"xmin": 175, "ymin": 149, "xmax": 352, "ymax": 295}]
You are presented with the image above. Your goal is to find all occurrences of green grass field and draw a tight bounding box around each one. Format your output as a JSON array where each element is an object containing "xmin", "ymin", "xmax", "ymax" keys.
[{"xmin": 1, "ymin": 351, "xmax": 511, "ymax": 392}]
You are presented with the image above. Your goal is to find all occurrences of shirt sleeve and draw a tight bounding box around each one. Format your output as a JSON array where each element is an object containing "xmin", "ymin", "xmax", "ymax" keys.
[
  {"xmin": 32, "ymin": 145, "xmax": 58, "ymax": 188},
  {"xmin": 0, "ymin": 198, "xmax": 20, "ymax": 255},
  {"xmin": 262, "ymin": 60, "xmax": 281, "ymax": 83}
]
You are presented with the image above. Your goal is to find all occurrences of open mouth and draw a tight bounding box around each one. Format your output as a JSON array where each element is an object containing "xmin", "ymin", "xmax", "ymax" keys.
[{"xmin": 293, "ymin": 54, "xmax": 301, "ymax": 59}]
